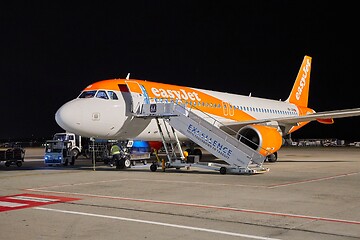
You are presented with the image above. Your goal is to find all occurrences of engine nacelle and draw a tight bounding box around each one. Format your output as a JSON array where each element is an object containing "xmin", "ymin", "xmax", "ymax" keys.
[{"xmin": 237, "ymin": 125, "xmax": 283, "ymax": 156}]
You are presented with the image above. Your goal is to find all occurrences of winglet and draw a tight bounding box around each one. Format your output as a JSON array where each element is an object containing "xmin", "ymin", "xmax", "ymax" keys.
[{"xmin": 286, "ymin": 55, "xmax": 312, "ymax": 107}]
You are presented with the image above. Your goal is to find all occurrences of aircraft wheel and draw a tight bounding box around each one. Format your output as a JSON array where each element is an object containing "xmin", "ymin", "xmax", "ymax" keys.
[
  {"xmin": 142, "ymin": 160, "xmax": 147, "ymax": 165},
  {"xmin": 16, "ymin": 161, "xmax": 22, "ymax": 167},
  {"xmin": 220, "ymin": 167, "xmax": 227, "ymax": 175},
  {"xmin": 131, "ymin": 161, "xmax": 136, "ymax": 166},
  {"xmin": 150, "ymin": 164, "xmax": 157, "ymax": 172},
  {"xmin": 267, "ymin": 152, "xmax": 278, "ymax": 163},
  {"xmin": 5, "ymin": 161, "xmax": 11, "ymax": 167}
]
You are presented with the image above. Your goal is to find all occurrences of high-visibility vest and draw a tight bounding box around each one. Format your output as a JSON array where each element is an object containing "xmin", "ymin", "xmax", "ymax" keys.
[{"xmin": 111, "ymin": 145, "xmax": 121, "ymax": 155}]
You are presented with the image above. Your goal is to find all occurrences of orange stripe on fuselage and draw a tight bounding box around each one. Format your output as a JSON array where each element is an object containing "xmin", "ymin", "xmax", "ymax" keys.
[
  {"xmin": 84, "ymin": 79, "xmax": 123, "ymax": 91},
  {"xmin": 83, "ymin": 79, "xmax": 255, "ymax": 122},
  {"xmin": 141, "ymin": 81, "xmax": 255, "ymax": 122}
]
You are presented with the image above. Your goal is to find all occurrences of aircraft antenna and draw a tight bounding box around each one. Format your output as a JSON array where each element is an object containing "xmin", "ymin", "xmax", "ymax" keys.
[{"xmin": 126, "ymin": 73, "xmax": 130, "ymax": 80}]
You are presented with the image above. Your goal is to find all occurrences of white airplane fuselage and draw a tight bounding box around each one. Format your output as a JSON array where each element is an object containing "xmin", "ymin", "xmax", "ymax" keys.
[{"xmin": 55, "ymin": 84, "xmax": 303, "ymax": 141}]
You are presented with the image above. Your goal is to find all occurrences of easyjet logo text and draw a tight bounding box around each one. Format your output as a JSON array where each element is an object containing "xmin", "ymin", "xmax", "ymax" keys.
[
  {"xmin": 151, "ymin": 87, "xmax": 201, "ymax": 101},
  {"xmin": 296, "ymin": 59, "xmax": 311, "ymax": 100}
]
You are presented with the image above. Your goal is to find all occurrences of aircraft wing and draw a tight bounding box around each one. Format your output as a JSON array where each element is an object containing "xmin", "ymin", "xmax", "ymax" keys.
[{"xmin": 219, "ymin": 108, "xmax": 360, "ymax": 133}]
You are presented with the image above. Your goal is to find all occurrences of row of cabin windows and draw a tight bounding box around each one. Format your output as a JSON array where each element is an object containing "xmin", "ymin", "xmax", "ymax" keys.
[
  {"xmin": 78, "ymin": 92, "xmax": 297, "ymax": 116},
  {"xmin": 154, "ymin": 98, "xmax": 297, "ymax": 116},
  {"xmin": 78, "ymin": 90, "xmax": 118, "ymax": 100}
]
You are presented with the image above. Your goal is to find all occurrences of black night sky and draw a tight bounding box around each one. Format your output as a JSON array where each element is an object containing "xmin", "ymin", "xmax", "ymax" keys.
[{"xmin": 1, "ymin": 1, "xmax": 359, "ymax": 141}]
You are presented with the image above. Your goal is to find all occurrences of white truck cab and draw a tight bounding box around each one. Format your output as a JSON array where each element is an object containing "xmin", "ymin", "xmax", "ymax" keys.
[{"xmin": 53, "ymin": 132, "xmax": 82, "ymax": 159}]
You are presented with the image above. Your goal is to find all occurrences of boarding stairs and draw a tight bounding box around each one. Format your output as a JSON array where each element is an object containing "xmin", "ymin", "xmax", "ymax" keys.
[{"xmin": 134, "ymin": 102, "xmax": 268, "ymax": 174}]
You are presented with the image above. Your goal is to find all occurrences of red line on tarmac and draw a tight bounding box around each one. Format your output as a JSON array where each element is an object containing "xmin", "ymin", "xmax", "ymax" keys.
[{"xmin": 26, "ymin": 188, "xmax": 360, "ymax": 225}]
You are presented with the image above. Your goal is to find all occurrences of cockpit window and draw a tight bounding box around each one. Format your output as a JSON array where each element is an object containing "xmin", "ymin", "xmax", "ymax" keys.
[
  {"xmin": 79, "ymin": 90, "xmax": 97, "ymax": 98},
  {"xmin": 78, "ymin": 90, "xmax": 117, "ymax": 100},
  {"xmin": 96, "ymin": 90, "xmax": 109, "ymax": 99},
  {"xmin": 107, "ymin": 91, "xmax": 118, "ymax": 100}
]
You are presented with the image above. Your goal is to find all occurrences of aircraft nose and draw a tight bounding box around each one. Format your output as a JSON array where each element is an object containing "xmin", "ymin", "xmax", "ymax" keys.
[{"xmin": 55, "ymin": 100, "xmax": 82, "ymax": 133}]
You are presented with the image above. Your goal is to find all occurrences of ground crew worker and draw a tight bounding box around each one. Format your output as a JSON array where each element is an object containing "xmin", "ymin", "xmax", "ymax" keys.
[
  {"xmin": 183, "ymin": 150, "xmax": 189, "ymax": 162},
  {"xmin": 110, "ymin": 143, "xmax": 121, "ymax": 167}
]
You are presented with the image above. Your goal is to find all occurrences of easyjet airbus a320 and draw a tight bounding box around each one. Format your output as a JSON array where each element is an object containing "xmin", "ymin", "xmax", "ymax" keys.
[{"xmin": 55, "ymin": 56, "xmax": 360, "ymax": 165}]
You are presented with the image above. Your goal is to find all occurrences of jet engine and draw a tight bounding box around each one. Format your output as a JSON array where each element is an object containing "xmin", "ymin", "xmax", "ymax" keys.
[{"xmin": 237, "ymin": 125, "xmax": 283, "ymax": 157}]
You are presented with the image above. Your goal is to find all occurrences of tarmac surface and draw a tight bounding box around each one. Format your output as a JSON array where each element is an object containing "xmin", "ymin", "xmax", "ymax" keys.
[{"xmin": 1, "ymin": 146, "xmax": 360, "ymax": 240}]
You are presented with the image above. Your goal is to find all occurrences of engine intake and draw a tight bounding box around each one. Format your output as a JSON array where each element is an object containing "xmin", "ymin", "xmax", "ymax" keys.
[{"xmin": 238, "ymin": 125, "xmax": 283, "ymax": 156}]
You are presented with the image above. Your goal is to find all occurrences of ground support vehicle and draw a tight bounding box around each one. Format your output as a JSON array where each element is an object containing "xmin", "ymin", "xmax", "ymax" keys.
[
  {"xmin": 114, "ymin": 150, "xmax": 131, "ymax": 169},
  {"xmin": 0, "ymin": 145, "xmax": 25, "ymax": 167},
  {"xmin": 87, "ymin": 140, "xmax": 151, "ymax": 168},
  {"xmin": 125, "ymin": 140, "xmax": 151, "ymax": 166},
  {"xmin": 52, "ymin": 132, "xmax": 84, "ymax": 159},
  {"xmin": 44, "ymin": 140, "xmax": 75, "ymax": 166},
  {"xmin": 87, "ymin": 141, "xmax": 131, "ymax": 169}
]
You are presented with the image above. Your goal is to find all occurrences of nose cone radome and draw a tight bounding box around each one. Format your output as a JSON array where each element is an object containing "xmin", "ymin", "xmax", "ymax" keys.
[{"xmin": 55, "ymin": 100, "xmax": 82, "ymax": 133}]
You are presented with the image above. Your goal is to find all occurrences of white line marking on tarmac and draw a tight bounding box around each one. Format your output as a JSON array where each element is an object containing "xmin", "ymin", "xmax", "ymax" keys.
[
  {"xmin": 35, "ymin": 207, "xmax": 281, "ymax": 240},
  {"xmin": 267, "ymin": 172, "xmax": 360, "ymax": 188}
]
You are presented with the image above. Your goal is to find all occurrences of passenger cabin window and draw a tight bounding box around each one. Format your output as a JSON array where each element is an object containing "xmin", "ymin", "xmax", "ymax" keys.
[
  {"xmin": 79, "ymin": 90, "xmax": 97, "ymax": 98},
  {"xmin": 96, "ymin": 90, "xmax": 109, "ymax": 99}
]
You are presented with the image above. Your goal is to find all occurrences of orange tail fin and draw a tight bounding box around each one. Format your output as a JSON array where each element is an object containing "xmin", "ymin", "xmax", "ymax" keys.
[{"xmin": 286, "ymin": 55, "xmax": 312, "ymax": 107}]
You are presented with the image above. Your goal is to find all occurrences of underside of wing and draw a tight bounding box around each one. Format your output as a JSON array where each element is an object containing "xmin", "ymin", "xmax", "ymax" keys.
[{"xmin": 219, "ymin": 108, "xmax": 360, "ymax": 134}]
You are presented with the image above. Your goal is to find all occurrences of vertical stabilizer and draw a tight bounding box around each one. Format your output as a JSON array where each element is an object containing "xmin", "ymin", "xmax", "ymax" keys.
[{"xmin": 286, "ymin": 55, "xmax": 312, "ymax": 107}]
